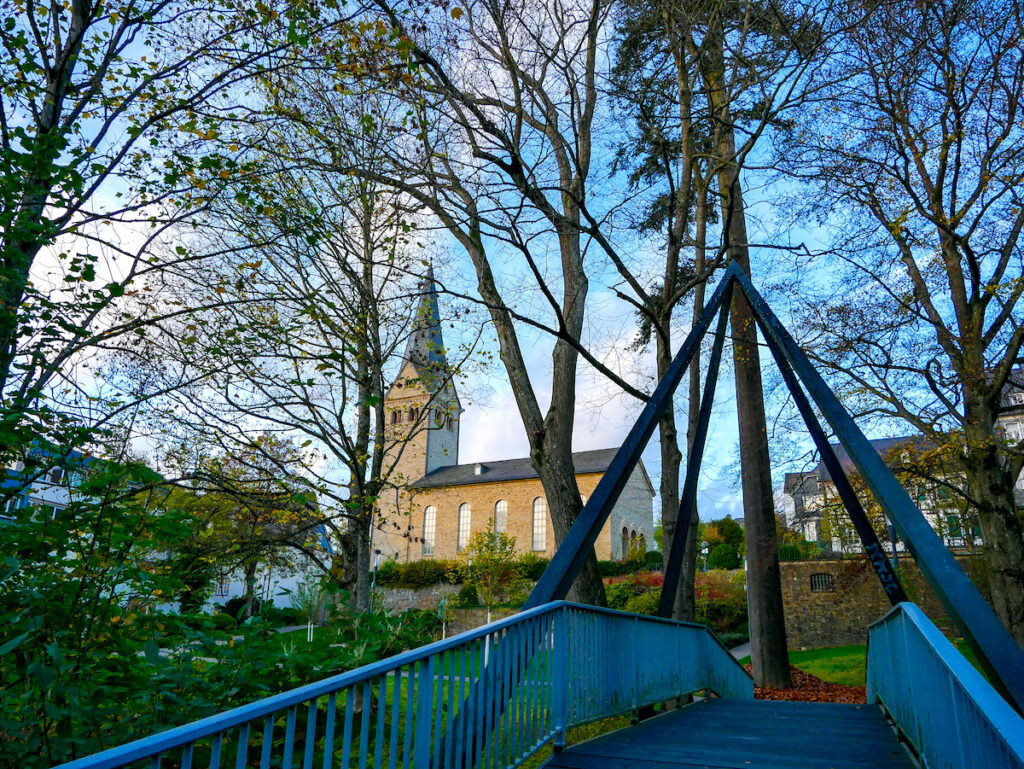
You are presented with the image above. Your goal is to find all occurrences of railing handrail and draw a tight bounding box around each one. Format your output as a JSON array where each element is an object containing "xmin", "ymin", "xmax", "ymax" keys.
[
  {"xmin": 57, "ymin": 601, "xmax": 747, "ymax": 769},
  {"xmin": 867, "ymin": 602, "xmax": 1024, "ymax": 767}
]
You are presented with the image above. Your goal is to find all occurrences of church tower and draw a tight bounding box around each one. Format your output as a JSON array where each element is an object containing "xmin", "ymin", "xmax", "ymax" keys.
[{"xmin": 375, "ymin": 269, "xmax": 463, "ymax": 559}]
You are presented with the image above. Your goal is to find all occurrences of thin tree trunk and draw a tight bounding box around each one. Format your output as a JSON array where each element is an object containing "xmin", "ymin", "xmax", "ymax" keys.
[{"xmin": 703, "ymin": 9, "xmax": 791, "ymax": 688}]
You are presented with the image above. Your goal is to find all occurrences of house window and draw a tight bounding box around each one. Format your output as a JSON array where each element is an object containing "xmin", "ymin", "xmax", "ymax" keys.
[
  {"xmin": 809, "ymin": 573, "xmax": 836, "ymax": 593},
  {"xmin": 49, "ymin": 467, "xmax": 63, "ymax": 484},
  {"xmin": 422, "ymin": 506, "xmax": 437, "ymax": 556},
  {"xmin": 494, "ymin": 499, "xmax": 507, "ymax": 534},
  {"xmin": 390, "ymin": 411, "xmax": 399, "ymax": 425},
  {"xmin": 457, "ymin": 503, "xmax": 471, "ymax": 552},
  {"xmin": 532, "ymin": 497, "xmax": 547, "ymax": 551}
]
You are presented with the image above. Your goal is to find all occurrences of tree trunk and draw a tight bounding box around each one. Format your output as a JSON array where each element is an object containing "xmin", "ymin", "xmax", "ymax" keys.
[
  {"xmin": 354, "ymin": 514, "xmax": 373, "ymax": 611},
  {"xmin": 242, "ymin": 561, "xmax": 259, "ymax": 620},
  {"xmin": 703, "ymin": 10, "xmax": 791, "ymax": 689},
  {"xmin": 962, "ymin": 394, "xmax": 1024, "ymax": 645}
]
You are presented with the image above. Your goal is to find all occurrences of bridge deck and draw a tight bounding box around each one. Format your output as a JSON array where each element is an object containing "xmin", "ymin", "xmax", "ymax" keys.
[{"xmin": 544, "ymin": 698, "xmax": 917, "ymax": 769}]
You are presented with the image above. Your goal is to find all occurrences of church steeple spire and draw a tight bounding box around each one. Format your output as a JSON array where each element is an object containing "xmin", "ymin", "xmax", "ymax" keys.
[{"xmin": 405, "ymin": 265, "xmax": 447, "ymax": 373}]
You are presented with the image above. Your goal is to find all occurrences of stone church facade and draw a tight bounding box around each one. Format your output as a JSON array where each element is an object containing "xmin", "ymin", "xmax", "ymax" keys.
[{"xmin": 372, "ymin": 273, "xmax": 655, "ymax": 564}]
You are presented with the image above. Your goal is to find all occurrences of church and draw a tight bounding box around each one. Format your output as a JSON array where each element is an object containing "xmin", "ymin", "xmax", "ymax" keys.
[{"xmin": 372, "ymin": 272, "xmax": 655, "ymax": 564}]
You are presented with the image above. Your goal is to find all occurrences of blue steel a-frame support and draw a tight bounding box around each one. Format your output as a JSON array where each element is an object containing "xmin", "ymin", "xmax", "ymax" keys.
[{"xmin": 525, "ymin": 262, "xmax": 1024, "ymax": 713}]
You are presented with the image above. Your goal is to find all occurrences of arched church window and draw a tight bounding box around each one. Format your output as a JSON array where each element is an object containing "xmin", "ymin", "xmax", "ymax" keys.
[
  {"xmin": 390, "ymin": 411, "xmax": 398, "ymax": 425},
  {"xmin": 494, "ymin": 499, "xmax": 507, "ymax": 534},
  {"xmin": 408, "ymin": 406, "xmax": 417, "ymax": 422},
  {"xmin": 621, "ymin": 527, "xmax": 629, "ymax": 560},
  {"xmin": 446, "ymin": 416, "xmax": 454, "ymax": 430},
  {"xmin": 457, "ymin": 503, "xmax": 471, "ymax": 552},
  {"xmin": 532, "ymin": 498, "xmax": 547, "ymax": 551},
  {"xmin": 422, "ymin": 506, "xmax": 436, "ymax": 556}
]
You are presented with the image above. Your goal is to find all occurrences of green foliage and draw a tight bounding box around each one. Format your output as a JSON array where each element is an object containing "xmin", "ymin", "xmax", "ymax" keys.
[
  {"xmin": 455, "ymin": 524, "xmax": 526, "ymax": 613},
  {"xmin": 517, "ymin": 552, "xmax": 551, "ymax": 580},
  {"xmin": 695, "ymin": 570, "xmax": 748, "ymax": 634},
  {"xmin": 596, "ymin": 558, "xmax": 646, "ymax": 577},
  {"xmin": 645, "ymin": 550, "xmax": 663, "ymax": 566},
  {"xmin": 777, "ymin": 544, "xmax": 804, "ymax": 562},
  {"xmin": 456, "ymin": 584, "xmax": 480, "ymax": 607},
  {"xmin": 707, "ymin": 543, "xmax": 741, "ymax": 570},
  {"xmin": 623, "ymin": 590, "xmax": 661, "ymax": 616},
  {"xmin": 0, "ymin": 455, "xmax": 439, "ymax": 767}
]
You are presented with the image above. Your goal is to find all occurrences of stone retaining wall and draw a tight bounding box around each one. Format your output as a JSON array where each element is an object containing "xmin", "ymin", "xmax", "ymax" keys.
[{"xmin": 780, "ymin": 555, "xmax": 989, "ymax": 649}]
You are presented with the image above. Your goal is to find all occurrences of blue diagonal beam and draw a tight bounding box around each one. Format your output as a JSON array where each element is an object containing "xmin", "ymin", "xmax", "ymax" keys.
[
  {"xmin": 658, "ymin": 297, "xmax": 731, "ymax": 618},
  {"xmin": 524, "ymin": 273, "xmax": 735, "ymax": 610},
  {"xmin": 733, "ymin": 267, "xmax": 1024, "ymax": 712},
  {"xmin": 765, "ymin": 329, "xmax": 909, "ymax": 604}
]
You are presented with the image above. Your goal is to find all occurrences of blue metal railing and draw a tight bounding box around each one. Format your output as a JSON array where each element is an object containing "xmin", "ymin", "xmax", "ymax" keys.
[
  {"xmin": 56, "ymin": 602, "xmax": 751, "ymax": 769},
  {"xmin": 867, "ymin": 603, "xmax": 1024, "ymax": 769}
]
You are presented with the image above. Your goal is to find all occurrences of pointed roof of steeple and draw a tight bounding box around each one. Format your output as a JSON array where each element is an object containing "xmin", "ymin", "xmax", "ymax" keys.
[{"xmin": 405, "ymin": 265, "xmax": 447, "ymax": 371}]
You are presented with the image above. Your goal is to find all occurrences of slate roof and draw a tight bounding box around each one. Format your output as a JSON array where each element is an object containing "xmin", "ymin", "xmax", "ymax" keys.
[
  {"xmin": 412, "ymin": 448, "xmax": 648, "ymax": 490},
  {"xmin": 804, "ymin": 434, "xmax": 936, "ymax": 483}
]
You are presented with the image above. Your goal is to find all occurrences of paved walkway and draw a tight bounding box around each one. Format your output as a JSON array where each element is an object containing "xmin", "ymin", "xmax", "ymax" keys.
[
  {"xmin": 728, "ymin": 641, "xmax": 751, "ymax": 660},
  {"xmin": 544, "ymin": 699, "xmax": 916, "ymax": 769}
]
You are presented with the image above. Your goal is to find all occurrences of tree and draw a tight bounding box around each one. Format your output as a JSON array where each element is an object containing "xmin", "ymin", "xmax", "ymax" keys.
[
  {"xmin": 126, "ymin": 101, "xmax": 476, "ymax": 610},
  {"xmin": 778, "ymin": 0, "xmax": 1024, "ymax": 642},
  {"xmin": 707, "ymin": 542, "xmax": 740, "ymax": 570},
  {"xmin": 0, "ymin": 0, "xmax": 340, "ymax": 461},
  {"xmin": 455, "ymin": 522, "xmax": 525, "ymax": 622}
]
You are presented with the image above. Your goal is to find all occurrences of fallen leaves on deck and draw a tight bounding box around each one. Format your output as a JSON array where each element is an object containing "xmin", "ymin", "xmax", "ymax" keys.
[{"xmin": 744, "ymin": 664, "xmax": 867, "ymax": 704}]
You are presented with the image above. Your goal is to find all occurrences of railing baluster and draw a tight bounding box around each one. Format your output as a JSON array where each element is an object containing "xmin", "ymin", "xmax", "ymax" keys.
[
  {"xmin": 323, "ymin": 692, "xmax": 337, "ymax": 769},
  {"xmin": 260, "ymin": 715, "xmax": 274, "ymax": 769},
  {"xmin": 402, "ymin": 663, "xmax": 416, "ymax": 769},
  {"xmin": 342, "ymin": 687, "xmax": 355, "ymax": 769},
  {"xmin": 442, "ymin": 647, "xmax": 455, "ymax": 768},
  {"xmin": 431, "ymin": 644, "xmax": 444, "ymax": 769},
  {"xmin": 210, "ymin": 732, "xmax": 223, "ymax": 769},
  {"xmin": 453, "ymin": 646, "xmax": 465, "ymax": 769},
  {"xmin": 389, "ymin": 667, "xmax": 401, "ymax": 769},
  {"xmin": 305, "ymin": 699, "xmax": 318, "ymax": 769},
  {"xmin": 235, "ymin": 724, "xmax": 249, "ymax": 769},
  {"xmin": 284, "ymin": 706, "xmax": 298, "ymax": 769},
  {"xmin": 375, "ymin": 677, "xmax": 386, "ymax": 769},
  {"xmin": 149, "ymin": 756, "xmax": 161, "ymax": 769},
  {"xmin": 414, "ymin": 655, "xmax": 435, "ymax": 769},
  {"xmin": 181, "ymin": 743, "xmax": 193, "ymax": 769},
  {"xmin": 358, "ymin": 680, "xmax": 372, "ymax": 769},
  {"xmin": 482, "ymin": 633, "xmax": 494, "ymax": 769}
]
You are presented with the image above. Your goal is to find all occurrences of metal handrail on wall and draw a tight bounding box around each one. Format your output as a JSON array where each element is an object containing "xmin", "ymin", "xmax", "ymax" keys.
[
  {"xmin": 56, "ymin": 602, "xmax": 751, "ymax": 769},
  {"xmin": 867, "ymin": 603, "xmax": 1024, "ymax": 769}
]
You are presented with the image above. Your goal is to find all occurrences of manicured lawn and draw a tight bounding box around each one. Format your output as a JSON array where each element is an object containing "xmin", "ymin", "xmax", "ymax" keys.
[{"xmin": 738, "ymin": 640, "xmax": 985, "ymax": 686}]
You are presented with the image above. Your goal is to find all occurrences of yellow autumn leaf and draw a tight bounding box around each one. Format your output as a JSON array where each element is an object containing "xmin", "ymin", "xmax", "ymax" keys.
[{"xmin": 451, "ymin": 6, "xmax": 463, "ymax": 19}]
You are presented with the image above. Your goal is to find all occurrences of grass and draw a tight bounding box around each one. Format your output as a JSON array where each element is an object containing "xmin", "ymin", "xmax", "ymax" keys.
[{"xmin": 738, "ymin": 639, "xmax": 985, "ymax": 686}]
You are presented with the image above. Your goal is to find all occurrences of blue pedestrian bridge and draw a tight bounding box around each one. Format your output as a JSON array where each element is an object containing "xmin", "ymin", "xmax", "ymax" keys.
[{"xmin": 56, "ymin": 265, "xmax": 1024, "ymax": 769}]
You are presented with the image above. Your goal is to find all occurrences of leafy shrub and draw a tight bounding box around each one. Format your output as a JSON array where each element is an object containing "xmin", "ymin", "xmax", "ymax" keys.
[
  {"xmin": 624, "ymin": 589, "xmax": 661, "ymax": 616},
  {"xmin": 707, "ymin": 543, "xmax": 740, "ymax": 570},
  {"xmin": 261, "ymin": 605, "xmax": 303, "ymax": 627},
  {"xmin": 210, "ymin": 612, "xmax": 236, "ymax": 631},
  {"xmin": 376, "ymin": 559, "xmax": 400, "ymax": 586},
  {"xmin": 457, "ymin": 584, "xmax": 479, "ymax": 607},
  {"xmin": 596, "ymin": 557, "xmax": 645, "ymax": 577},
  {"xmin": 645, "ymin": 550, "xmax": 663, "ymax": 566},
  {"xmin": 517, "ymin": 552, "xmax": 550, "ymax": 580},
  {"xmin": 605, "ymin": 571, "xmax": 663, "ymax": 611},
  {"xmin": 778, "ymin": 544, "xmax": 804, "ymax": 562},
  {"xmin": 696, "ymin": 569, "xmax": 748, "ymax": 634},
  {"xmin": 400, "ymin": 559, "xmax": 450, "ymax": 588}
]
